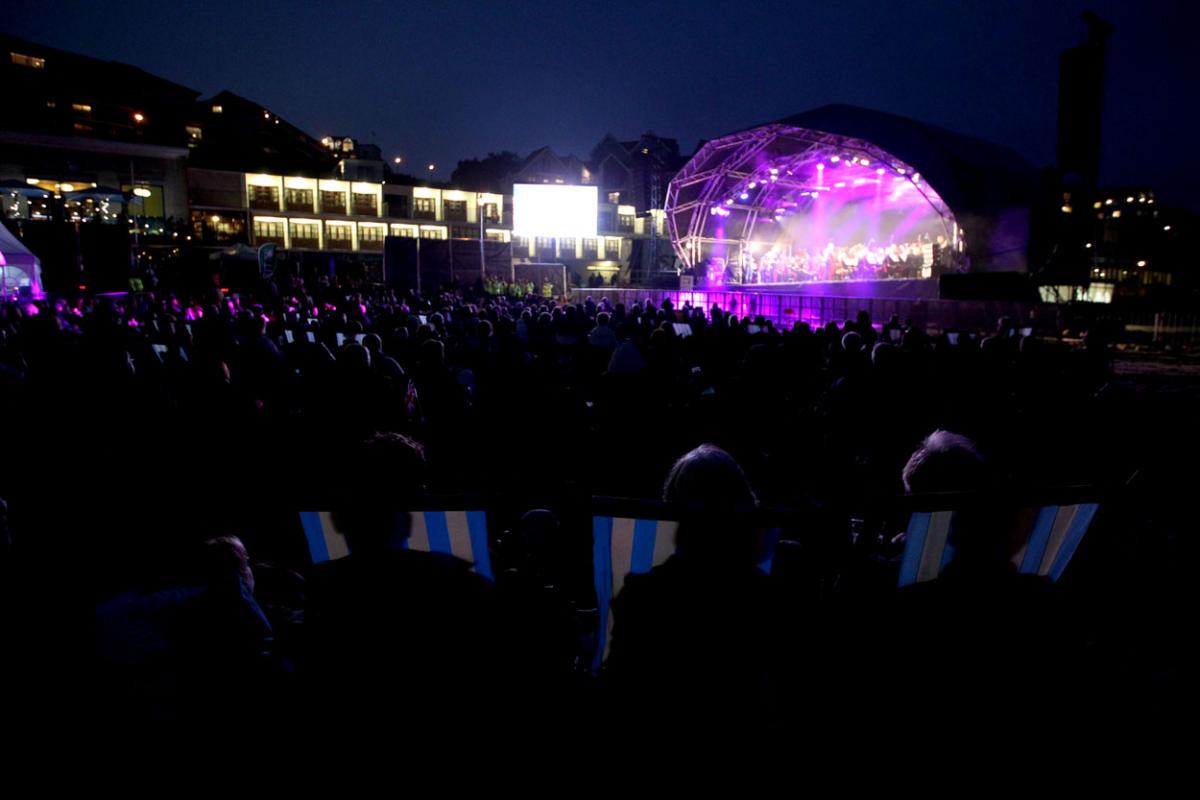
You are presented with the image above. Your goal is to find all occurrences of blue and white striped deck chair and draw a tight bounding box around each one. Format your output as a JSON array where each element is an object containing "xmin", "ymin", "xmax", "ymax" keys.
[
  {"xmin": 898, "ymin": 502, "xmax": 1099, "ymax": 587},
  {"xmin": 591, "ymin": 511, "xmax": 779, "ymax": 672},
  {"xmin": 299, "ymin": 509, "xmax": 494, "ymax": 579}
]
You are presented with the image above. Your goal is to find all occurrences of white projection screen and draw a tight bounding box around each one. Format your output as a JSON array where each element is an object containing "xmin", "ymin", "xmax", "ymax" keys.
[{"xmin": 512, "ymin": 184, "xmax": 598, "ymax": 238}]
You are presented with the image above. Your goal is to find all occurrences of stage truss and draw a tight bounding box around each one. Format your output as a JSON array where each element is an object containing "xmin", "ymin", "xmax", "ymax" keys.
[{"xmin": 665, "ymin": 124, "xmax": 957, "ymax": 272}]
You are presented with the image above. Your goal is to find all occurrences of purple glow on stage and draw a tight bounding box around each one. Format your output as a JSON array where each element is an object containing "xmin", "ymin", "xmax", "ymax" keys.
[{"xmin": 666, "ymin": 123, "xmax": 957, "ymax": 285}]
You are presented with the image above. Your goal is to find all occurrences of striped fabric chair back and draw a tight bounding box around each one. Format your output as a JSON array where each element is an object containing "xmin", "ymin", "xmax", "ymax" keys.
[
  {"xmin": 299, "ymin": 509, "xmax": 494, "ymax": 580},
  {"xmin": 898, "ymin": 502, "xmax": 1099, "ymax": 587},
  {"xmin": 591, "ymin": 514, "xmax": 778, "ymax": 672}
]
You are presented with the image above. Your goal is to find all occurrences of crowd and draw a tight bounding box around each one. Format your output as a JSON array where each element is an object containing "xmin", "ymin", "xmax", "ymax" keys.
[{"xmin": 0, "ymin": 273, "xmax": 1184, "ymax": 744}]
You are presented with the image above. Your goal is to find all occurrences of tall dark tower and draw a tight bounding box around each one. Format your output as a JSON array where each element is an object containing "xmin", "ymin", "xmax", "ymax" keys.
[{"xmin": 1057, "ymin": 11, "xmax": 1114, "ymax": 189}]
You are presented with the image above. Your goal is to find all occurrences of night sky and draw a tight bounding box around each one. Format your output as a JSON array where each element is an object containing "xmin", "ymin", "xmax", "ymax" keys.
[{"xmin": 5, "ymin": 0, "xmax": 1196, "ymax": 208}]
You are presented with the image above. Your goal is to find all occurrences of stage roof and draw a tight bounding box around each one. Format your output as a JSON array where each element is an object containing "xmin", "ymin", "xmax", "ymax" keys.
[{"xmin": 666, "ymin": 105, "xmax": 1037, "ymax": 273}]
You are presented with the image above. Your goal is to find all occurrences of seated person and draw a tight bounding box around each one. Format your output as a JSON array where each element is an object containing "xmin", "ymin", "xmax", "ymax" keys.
[{"xmin": 603, "ymin": 444, "xmax": 779, "ymax": 730}]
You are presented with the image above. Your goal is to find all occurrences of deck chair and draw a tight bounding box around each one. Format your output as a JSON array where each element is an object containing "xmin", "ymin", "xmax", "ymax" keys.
[
  {"xmin": 299, "ymin": 508, "xmax": 493, "ymax": 580},
  {"xmin": 897, "ymin": 500, "xmax": 1099, "ymax": 587},
  {"xmin": 591, "ymin": 504, "xmax": 779, "ymax": 672}
]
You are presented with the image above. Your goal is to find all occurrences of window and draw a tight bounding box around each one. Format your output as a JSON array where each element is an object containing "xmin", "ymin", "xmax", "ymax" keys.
[
  {"xmin": 72, "ymin": 103, "xmax": 92, "ymax": 114},
  {"xmin": 327, "ymin": 225, "xmax": 353, "ymax": 246},
  {"xmin": 444, "ymin": 200, "xmax": 467, "ymax": 221},
  {"xmin": 253, "ymin": 219, "xmax": 284, "ymax": 243},
  {"xmin": 320, "ymin": 190, "xmax": 346, "ymax": 214},
  {"xmin": 389, "ymin": 195, "xmax": 410, "ymax": 218},
  {"xmin": 285, "ymin": 188, "xmax": 313, "ymax": 212},
  {"xmin": 618, "ymin": 214, "xmax": 634, "ymax": 232},
  {"xmin": 352, "ymin": 192, "xmax": 377, "ymax": 216},
  {"xmin": 359, "ymin": 225, "xmax": 385, "ymax": 250},
  {"xmin": 250, "ymin": 185, "xmax": 280, "ymax": 210},
  {"xmin": 607, "ymin": 192, "xmax": 620, "ymax": 204},
  {"xmin": 11, "ymin": 53, "xmax": 45, "ymax": 69},
  {"xmin": 391, "ymin": 224, "xmax": 417, "ymax": 238},
  {"xmin": 482, "ymin": 203, "xmax": 499, "ymax": 223},
  {"xmin": 559, "ymin": 238, "xmax": 577, "ymax": 254},
  {"xmin": 583, "ymin": 238, "xmax": 598, "ymax": 256},
  {"xmin": 536, "ymin": 237, "xmax": 555, "ymax": 253},
  {"xmin": 212, "ymin": 105, "xmax": 223, "ymax": 114},
  {"xmin": 186, "ymin": 125, "xmax": 203, "ymax": 142},
  {"xmin": 514, "ymin": 236, "xmax": 530, "ymax": 252},
  {"xmin": 450, "ymin": 226, "xmax": 474, "ymax": 239},
  {"xmin": 485, "ymin": 230, "xmax": 507, "ymax": 241},
  {"xmin": 290, "ymin": 222, "xmax": 319, "ymax": 248},
  {"xmin": 420, "ymin": 227, "xmax": 447, "ymax": 240},
  {"xmin": 606, "ymin": 239, "xmax": 622, "ymax": 257},
  {"xmin": 414, "ymin": 197, "xmax": 436, "ymax": 220},
  {"xmin": 46, "ymin": 100, "xmax": 56, "ymax": 108}
]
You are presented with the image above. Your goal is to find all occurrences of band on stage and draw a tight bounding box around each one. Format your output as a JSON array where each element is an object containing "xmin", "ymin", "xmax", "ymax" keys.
[{"xmin": 695, "ymin": 234, "xmax": 959, "ymax": 285}]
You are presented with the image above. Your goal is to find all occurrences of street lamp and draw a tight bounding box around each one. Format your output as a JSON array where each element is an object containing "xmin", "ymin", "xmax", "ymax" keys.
[
  {"xmin": 427, "ymin": 163, "xmax": 436, "ymax": 172},
  {"xmin": 394, "ymin": 156, "xmax": 403, "ymax": 165}
]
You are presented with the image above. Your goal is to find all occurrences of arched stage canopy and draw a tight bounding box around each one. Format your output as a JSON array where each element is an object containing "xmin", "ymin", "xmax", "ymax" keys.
[{"xmin": 666, "ymin": 105, "xmax": 1036, "ymax": 282}]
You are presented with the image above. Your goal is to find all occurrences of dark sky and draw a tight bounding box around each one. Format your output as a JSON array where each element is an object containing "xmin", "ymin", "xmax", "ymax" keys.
[{"xmin": 5, "ymin": 0, "xmax": 1197, "ymax": 207}]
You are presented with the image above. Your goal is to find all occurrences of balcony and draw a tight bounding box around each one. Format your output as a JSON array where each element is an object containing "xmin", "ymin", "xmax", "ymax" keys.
[
  {"xmin": 358, "ymin": 239, "xmax": 384, "ymax": 252},
  {"xmin": 413, "ymin": 208, "xmax": 437, "ymax": 221},
  {"xmin": 291, "ymin": 236, "xmax": 320, "ymax": 249}
]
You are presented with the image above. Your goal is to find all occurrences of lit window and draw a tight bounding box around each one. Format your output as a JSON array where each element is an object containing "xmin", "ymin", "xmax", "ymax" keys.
[
  {"xmin": 1111, "ymin": 210, "xmax": 1121, "ymax": 218},
  {"xmin": 73, "ymin": 122, "xmax": 93, "ymax": 132},
  {"xmin": 72, "ymin": 103, "xmax": 92, "ymax": 114},
  {"xmin": 46, "ymin": 100, "xmax": 56, "ymax": 108},
  {"xmin": 10, "ymin": 52, "xmax": 45, "ymax": 69},
  {"xmin": 186, "ymin": 125, "xmax": 202, "ymax": 141},
  {"xmin": 212, "ymin": 105, "xmax": 223, "ymax": 114},
  {"xmin": 1061, "ymin": 205, "xmax": 1072, "ymax": 214}
]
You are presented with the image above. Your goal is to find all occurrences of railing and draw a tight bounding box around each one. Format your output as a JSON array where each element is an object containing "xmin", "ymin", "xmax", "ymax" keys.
[{"xmin": 570, "ymin": 287, "xmax": 1060, "ymax": 333}]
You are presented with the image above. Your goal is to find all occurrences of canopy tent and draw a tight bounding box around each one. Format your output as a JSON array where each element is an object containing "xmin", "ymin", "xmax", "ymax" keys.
[{"xmin": 0, "ymin": 223, "xmax": 45, "ymax": 299}]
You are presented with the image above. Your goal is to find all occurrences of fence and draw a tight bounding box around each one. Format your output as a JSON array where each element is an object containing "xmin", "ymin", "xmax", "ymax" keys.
[{"xmin": 570, "ymin": 287, "xmax": 1061, "ymax": 333}]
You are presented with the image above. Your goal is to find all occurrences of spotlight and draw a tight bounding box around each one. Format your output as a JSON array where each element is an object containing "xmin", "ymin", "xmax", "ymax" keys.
[
  {"xmin": 133, "ymin": 112, "xmax": 145, "ymax": 123},
  {"xmin": 833, "ymin": 182, "xmax": 845, "ymax": 188},
  {"xmin": 1105, "ymin": 198, "xmax": 1113, "ymax": 205},
  {"xmin": 739, "ymin": 192, "xmax": 749, "ymax": 200},
  {"xmin": 876, "ymin": 168, "xmax": 885, "ymax": 175},
  {"xmin": 817, "ymin": 163, "xmax": 825, "ymax": 170},
  {"xmin": 896, "ymin": 168, "xmax": 905, "ymax": 175},
  {"xmin": 1085, "ymin": 243, "xmax": 1092, "ymax": 248},
  {"xmin": 1137, "ymin": 260, "xmax": 1146, "ymax": 267},
  {"xmin": 830, "ymin": 156, "xmax": 840, "ymax": 163},
  {"xmin": 1164, "ymin": 225, "xmax": 1171, "ymax": 231},
  {"xmin": 748, "ymin": 182, "xmax": 756, "ymax": 189},
  {"xmin": 859, "ymin": 158, "xmax": 869, "ymax": 166},
  {"xmin": 725, "ymin": 199, "xmax": 734, "ymax": 205}
]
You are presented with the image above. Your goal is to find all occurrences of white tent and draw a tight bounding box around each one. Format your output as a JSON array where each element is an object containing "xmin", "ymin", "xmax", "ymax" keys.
[{"xmin": 0, "ymin": 223, "xmax": 44, "ymax": 299}]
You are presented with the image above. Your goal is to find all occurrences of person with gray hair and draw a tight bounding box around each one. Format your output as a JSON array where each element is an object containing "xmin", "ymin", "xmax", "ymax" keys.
[{"xmin": 901, "ymin": 430, "xmax": 990, "ymax": 495}]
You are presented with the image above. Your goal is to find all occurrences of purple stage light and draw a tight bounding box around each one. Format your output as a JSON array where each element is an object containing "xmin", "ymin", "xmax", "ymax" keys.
[
  {"xmin": 876, "ymin": 168, "xmax": 885, "ymax": 175},
  {"xmin": 740, "ymin": 192, "xmax": 749, "ymax": 200}
]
